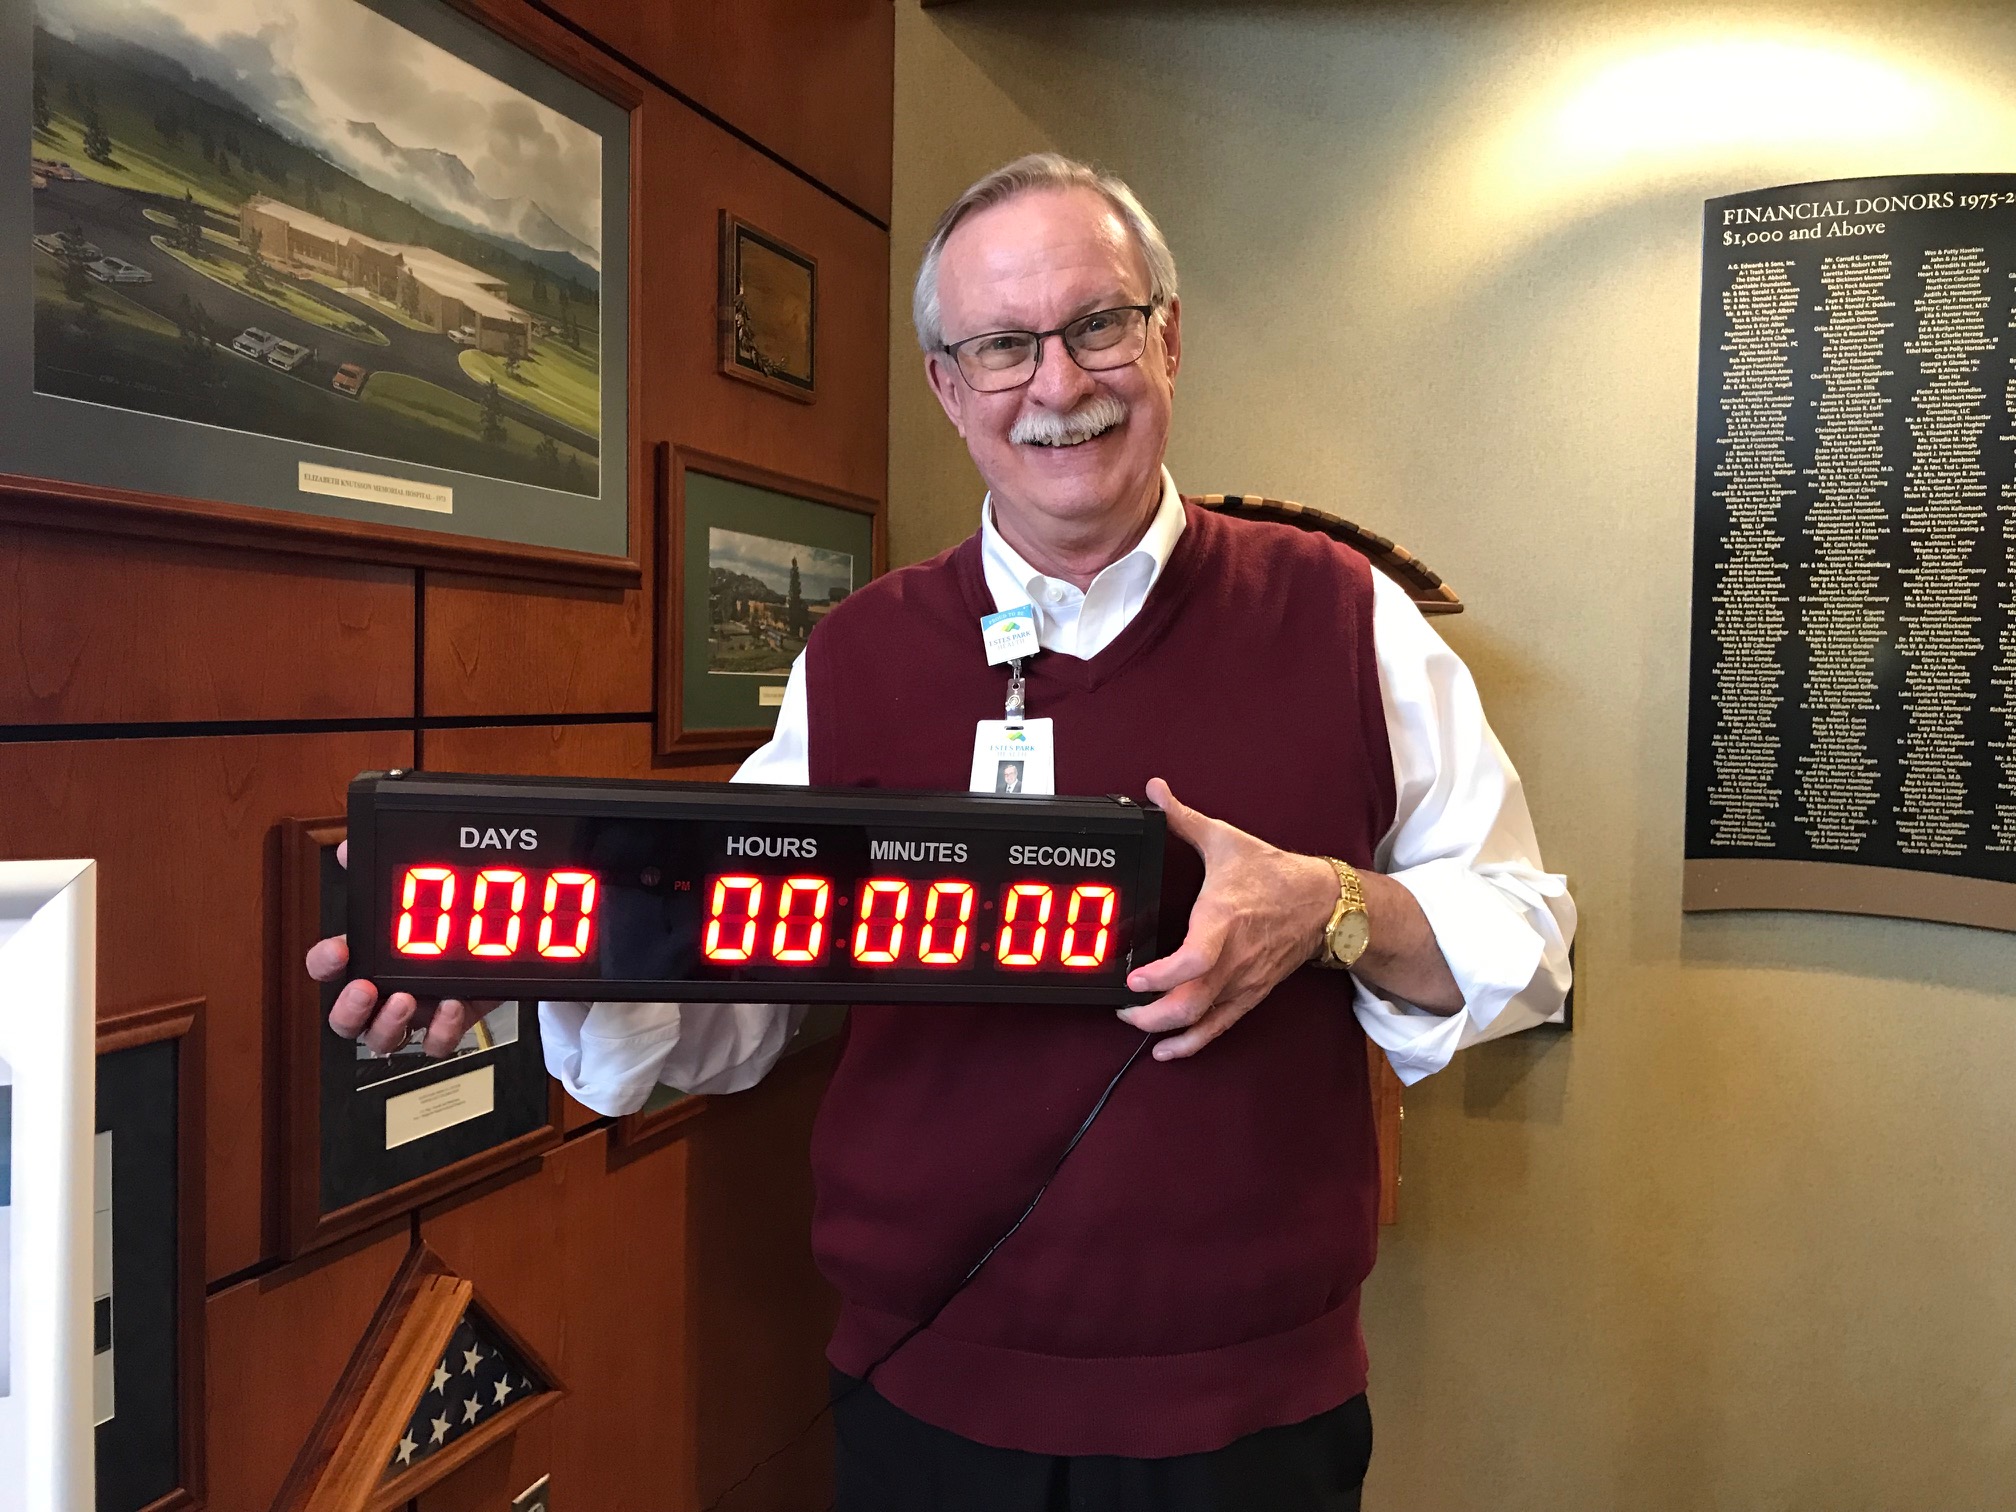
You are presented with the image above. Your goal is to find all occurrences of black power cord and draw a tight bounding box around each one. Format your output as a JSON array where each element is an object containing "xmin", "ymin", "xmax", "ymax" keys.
[{"xmin": 701, "ymin": 1030, "xmax": 1159, "ymax": 1512}]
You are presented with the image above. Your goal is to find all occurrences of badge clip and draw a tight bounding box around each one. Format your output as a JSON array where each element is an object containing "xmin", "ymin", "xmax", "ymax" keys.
[{"xmin": 1005, "ymin": 658, "xmax": 1026, "ymax": 730}]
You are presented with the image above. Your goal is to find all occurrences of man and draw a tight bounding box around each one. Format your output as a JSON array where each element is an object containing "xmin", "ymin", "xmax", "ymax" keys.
[{"xmin": 312, "ymin": 154, "xmax": 1572, "ymax": 1510}]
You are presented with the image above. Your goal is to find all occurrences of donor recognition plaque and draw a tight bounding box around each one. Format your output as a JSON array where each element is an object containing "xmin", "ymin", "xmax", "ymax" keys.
[{"xmin": 1687, "ymin": 174, "xmax": 2016, "ymax": 930}]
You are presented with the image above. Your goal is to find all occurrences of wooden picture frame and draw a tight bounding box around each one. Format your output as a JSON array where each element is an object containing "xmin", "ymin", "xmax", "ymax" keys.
[
  {"xmin": 4, "ymin": 0, "xmax": 644, "ymax": 588},
  {"xmin": 656, "ymin": 443, "xmax": 885, "ymax": 757},
  {"xmin": 279, "ymin": 818, "xmax": 564, "ymax": 1261},
  {"xmin": 93, "ymin": 999, "xmax": 206, "ymax": 1512},
  {"xmin": 273, "ymin": 1243, "xmax": 562, "ymax": 1512},
  {"xmin": 717, "ymin": 212, "xmax": 817, "ymax": 402}
]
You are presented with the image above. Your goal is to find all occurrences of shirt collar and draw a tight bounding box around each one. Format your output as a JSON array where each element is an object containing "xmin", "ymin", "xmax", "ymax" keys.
[{"xmin": 978, "ymin": 467, "xmax": 1188, "ymax": 613}]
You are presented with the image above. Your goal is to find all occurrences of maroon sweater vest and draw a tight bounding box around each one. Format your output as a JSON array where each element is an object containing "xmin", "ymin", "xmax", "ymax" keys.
[{"xmin": 804, "ymin": 504, "xmax": 1396, "ymax": 1458}]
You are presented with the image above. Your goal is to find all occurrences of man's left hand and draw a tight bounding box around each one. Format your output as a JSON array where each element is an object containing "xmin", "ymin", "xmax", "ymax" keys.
[{"xmin": 1120, "ymin": 777, "xmax": 1338, "ymax": 1061}]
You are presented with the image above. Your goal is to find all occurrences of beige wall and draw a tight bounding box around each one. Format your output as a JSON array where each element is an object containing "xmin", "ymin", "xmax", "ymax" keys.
[{"xmin": 891, "ymin": 3, "xmax": 2016, "ymax": 1507}]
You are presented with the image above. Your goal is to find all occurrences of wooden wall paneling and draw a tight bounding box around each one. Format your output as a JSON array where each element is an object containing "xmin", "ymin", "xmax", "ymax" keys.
[
  {"xmin": 687, "ymin": 1040, "xmax": 841, "ymax": 1512},
  {"xmin": 538, "ymin": 0, "xmax": 895, "ymax": 221},
  {"xmin": 636, "ymin": 89, "xmax": 891, "ymax": 505},
  {"xmin": 422, "ymin": 83, "xmax": 891, "ymax": 723},
  {"xmin": 1368, "ymin": 1041, "xmax": 1402, "ymax": 1226},
  {"xmin": 203, "ymin": 1222, "xmax": 410, "ymax": 1512},
  {"xmin": 0, "ymin": 729, "xmax": 412, "ymax": 1279},
  {"xmin": 420, "ymin": 569, "xmax": 654, "ymax": 722},
  {"xmin": 420, "ymin": 1131, "xmax": 694, "ymax": 1512},
  {"xmin": 0, "ymin": 527, "xmax": 414, "ymax": 728},
  {"xmin": 422, "ymin": 720, "xmax": 669, "ymax": 782}
]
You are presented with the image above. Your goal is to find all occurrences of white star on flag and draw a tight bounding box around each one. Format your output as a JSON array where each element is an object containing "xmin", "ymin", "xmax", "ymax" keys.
[
  {"xmin": 395, "ymin": 1433, "xmax": 417, "ymax": 1466},
  {"xmin": 463, "ymin": 1395, "xmax": 483, "ymax": 1425},
  {"xmin": 429, "ymin": 1414, "xmax": 452, "ymax": 1445},
  {"xmin": 493, "ymin": 1376, "xmax": 515, "ymax": 1407},
  {"xmin": 430, "ymin": 1361, "xmax": 451, "ymax": 1395},
  {"xmin": 462, "ymin": 1343, "xmax": 485, "ymax": 1376}
]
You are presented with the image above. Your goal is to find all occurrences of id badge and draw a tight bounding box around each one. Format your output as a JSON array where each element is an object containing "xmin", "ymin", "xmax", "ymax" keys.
[{"xmin": 971, "ymin": 718, "xmax": 1054, "ymax": 795}]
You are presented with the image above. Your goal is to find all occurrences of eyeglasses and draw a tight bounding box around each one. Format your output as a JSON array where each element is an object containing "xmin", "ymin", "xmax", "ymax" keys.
[{"xmin": 940, "ymin": 303, "xmax": 1159, "ymax": 393}]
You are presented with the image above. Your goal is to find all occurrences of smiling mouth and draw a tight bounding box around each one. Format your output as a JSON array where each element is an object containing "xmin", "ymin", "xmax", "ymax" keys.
[
  {"xmin": 1024, "ymin": 417, "xmax": 1120, "ymax": 448},
  {"xmin": 1014, "ymin": 395, "xmax": 1129, "ymax": 449}
]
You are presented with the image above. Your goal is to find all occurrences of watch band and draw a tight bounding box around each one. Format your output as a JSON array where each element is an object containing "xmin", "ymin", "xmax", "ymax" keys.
[{"xmin": 1310, "ymin": 856, "xmax": 1369, "ymax": 969}]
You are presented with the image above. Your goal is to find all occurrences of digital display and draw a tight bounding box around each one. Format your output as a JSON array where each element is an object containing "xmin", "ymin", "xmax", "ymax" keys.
[{"xmin": 346, "ymin": 772, "xmax": 1165, "ymax": 1007}]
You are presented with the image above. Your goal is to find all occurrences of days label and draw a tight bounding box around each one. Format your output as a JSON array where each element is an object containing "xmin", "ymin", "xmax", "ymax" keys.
[
  {"xmin": 299, "ymin": 461, "xmax": 453, "ymax": 514},
  {"xmin": 980, "ymin": 605, "xmax": 1041, "ymax": 665},
  {"xmin": 384, "ymin": 1065, "xmax": 495, "ymax": 1149},
  {"xmin": 758, "ymin": 684, "xmax": 788, "ymax": 707}
]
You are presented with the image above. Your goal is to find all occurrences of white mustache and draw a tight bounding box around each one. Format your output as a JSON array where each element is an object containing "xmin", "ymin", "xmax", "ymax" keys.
[{"xmin": 1011, "ymin": 394, "xmax": 1128, "ymax": 447}]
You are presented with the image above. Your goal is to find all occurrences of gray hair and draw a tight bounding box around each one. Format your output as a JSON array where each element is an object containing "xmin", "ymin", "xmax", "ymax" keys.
[{"xmin": 912, "ymin": 152, "xmax": 1179, "ymax": 352}]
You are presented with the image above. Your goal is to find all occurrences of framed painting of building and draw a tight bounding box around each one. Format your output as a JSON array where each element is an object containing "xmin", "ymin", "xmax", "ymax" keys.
[
  {"xmin": 93, "ymin": 999, "xmax": 205, "ymax": 1512},
  {"xmin": 1, "ymin": 0, "xmax": 641, "ymax": 586},
  {"xmin": 656, "ymin": 444, "xmax": 883, "ymax": 757},
  {"xmin": 717, "ymin": 212, "xmax": 816, "ymax": 403},
  {"xmin": 278, "ymin": 818, "xmax": 563, "ymax": 1262}
]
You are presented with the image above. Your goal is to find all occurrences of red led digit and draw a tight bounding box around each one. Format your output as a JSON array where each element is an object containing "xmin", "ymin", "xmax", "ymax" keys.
[
  {"xmin": 851, "ymin": 879, "xmax": 912, "ymax": 965},
  {"xmin": 1059, "ymin": 884, "xmax": 1118, "ymax": 968},
  {"xmin": 538, "ymin": 870, "xmax": 600, "ymax": 960},
  {"xmin": 916, "ymin": 881, "xmax": 976, "ymax": 966},
  {"xmin": 772, "ymin": 877, "xmax": 833, "ymax": 964},
  {"xmin": 996, "ymin": 882, "xmax": 1054, "ymax": 968},
  {"xmin": 395, "ymin": 866, "xmax": 456, "ymax": 957},
  {"xmin": 702, "ymin": 875, "xmax": 764, "ymax": 963},
  {"xmin": 467, "ymin": 868, "xmax": 529, "ymax": 958}
]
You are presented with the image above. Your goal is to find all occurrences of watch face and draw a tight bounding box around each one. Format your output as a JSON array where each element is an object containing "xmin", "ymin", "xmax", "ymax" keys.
[{"xmin": 1332, "ymin": 911, "xmax": 1371, "ymax": 965}]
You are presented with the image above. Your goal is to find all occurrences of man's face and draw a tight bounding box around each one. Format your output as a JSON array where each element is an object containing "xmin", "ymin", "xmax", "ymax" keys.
[{"xmin": 926, "ymin": 187, "xmax": 1181, "ymax": 538}]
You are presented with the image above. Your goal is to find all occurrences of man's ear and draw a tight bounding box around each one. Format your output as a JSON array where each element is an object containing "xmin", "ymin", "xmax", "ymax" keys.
[
  {"xmin": 925, "ymin": 351, "xmax": 968, "ymax": 438},
  {"xmin": 1158, "ymin": 296, "xmax": 1182, "ymax": 381}
]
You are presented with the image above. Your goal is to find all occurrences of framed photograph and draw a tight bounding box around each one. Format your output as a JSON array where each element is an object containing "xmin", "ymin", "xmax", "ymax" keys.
[
  {"xmin": 657, "ymin": 444, "xmax": 883, "ymax": 756},
  {"xmin": 94, "ymin": 999, "xmax": 205, "ymax": 1512},
  {"xmin": 1, "ymin": 0, "xmax": 641, "ymax": 586},
  {"xmin": 0, "ymin": 858, "xmax": 97, "ymax": 1512},
  {"xmin": 279, "ymin": 819, "xmax": 563, "ymax": 1262},
  {"xmin": 717, "ymin": 212, "xmax": 816, "ymax": 402}
]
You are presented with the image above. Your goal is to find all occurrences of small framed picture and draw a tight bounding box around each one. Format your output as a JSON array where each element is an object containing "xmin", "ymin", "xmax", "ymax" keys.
[
  {"xmin": 278, "ymin": 819, "xmax": 563, "ymax": 1261},
  {"xmin": 717, "ymin": 212, "xmax": 817, "ymax": 402},
  {"xmin": 656, "ymin": 444, "xmax": 882, "ymax": 756},
  {"xmin": 94, "ymin": 998, "xmax": 206, "ymax": 1512}
]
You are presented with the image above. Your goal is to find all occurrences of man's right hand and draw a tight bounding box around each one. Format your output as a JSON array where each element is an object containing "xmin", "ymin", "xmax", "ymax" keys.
[{"xmin": 307, "ymin": 840, "xmax": 493, "ymax": 1058}]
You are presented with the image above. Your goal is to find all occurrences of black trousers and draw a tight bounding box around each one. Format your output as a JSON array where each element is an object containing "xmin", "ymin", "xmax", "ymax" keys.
[{"xmin": 831, "ymin": 1371, "xmax": 1372, "ymax": 1512}]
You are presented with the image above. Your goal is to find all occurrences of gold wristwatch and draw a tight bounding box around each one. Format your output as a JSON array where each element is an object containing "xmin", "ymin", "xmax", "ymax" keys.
[{"xmin": 1310, "ymin": 856, "xmax": 1370, "ymax": 970}]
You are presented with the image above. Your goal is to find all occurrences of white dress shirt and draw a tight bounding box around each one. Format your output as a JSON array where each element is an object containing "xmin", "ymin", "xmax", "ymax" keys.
[{"xmin": 541, "ymin": 470, "xmax": 1575, "ymax": 1114}]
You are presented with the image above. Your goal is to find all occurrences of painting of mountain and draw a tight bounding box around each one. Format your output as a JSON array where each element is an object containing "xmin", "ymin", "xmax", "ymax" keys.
[{"xmin": 29, "ymin": 0, "xmax": 606, "ymax": 496}]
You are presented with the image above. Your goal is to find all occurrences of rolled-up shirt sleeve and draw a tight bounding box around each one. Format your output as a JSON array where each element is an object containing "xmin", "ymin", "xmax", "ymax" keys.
[
  {"xmin": 1354, "ymin": 572, "xmax": 1575, "ymax": 1085},
  {"xmin": 539, "ymin": 656, "xmax": 813, "ymax": 1115}
]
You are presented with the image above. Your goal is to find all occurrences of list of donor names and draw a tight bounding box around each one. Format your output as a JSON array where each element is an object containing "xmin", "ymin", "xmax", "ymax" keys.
[{"xmin": 1687, "ymin": 176, "xmax": 2016, "ymax": 887}]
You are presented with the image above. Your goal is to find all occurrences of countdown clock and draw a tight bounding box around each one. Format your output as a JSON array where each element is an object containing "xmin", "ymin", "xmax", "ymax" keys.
[{"xmin": 346, "ymin": 771, "xmax": 1168, "ymax": 1007}]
